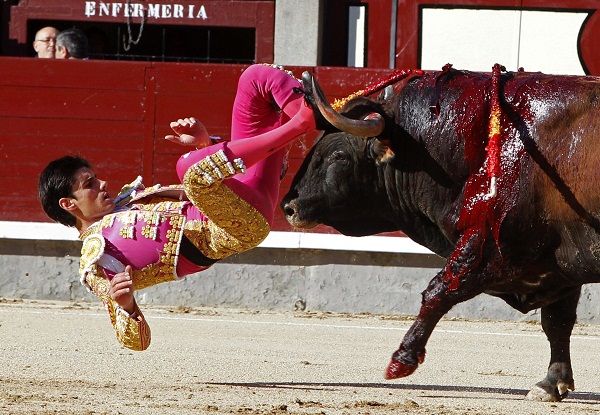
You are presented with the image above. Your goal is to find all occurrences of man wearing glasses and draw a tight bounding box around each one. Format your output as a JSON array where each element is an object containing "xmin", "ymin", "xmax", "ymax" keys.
[{"xmin": 33, "ymin": 26, "xmax": 58, "ymax": 58}]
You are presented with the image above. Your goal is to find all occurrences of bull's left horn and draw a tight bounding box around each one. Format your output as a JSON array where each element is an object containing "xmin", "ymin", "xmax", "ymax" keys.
[{"xmin": 310, "ymin": 75, "xmax": 385, "ymax": 138}]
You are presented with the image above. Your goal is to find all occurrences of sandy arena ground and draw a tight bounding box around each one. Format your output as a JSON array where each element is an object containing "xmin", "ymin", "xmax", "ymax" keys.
[{"xmin": 1, "ymin": 298, "xmax": 600, "ymax": 414}]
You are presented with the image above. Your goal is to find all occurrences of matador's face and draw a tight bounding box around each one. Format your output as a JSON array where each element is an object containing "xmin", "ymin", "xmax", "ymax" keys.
[{"xmin": 65, "ymin": 167, "xmax": 115, "ymax": 224}]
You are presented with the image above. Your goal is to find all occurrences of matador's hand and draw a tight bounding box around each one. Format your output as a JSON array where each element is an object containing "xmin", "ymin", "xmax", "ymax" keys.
[
  {"xmin": 109, "ymin": 265, "xmax": 136, "ymax": 314},
  {"xmin": 164, "ymin": 117, "xmax": 212, "ymax": 149}
]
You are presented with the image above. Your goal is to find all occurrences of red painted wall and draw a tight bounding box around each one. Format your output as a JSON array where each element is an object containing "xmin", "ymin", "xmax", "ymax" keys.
[{"xmin": 0, "ymin": 57, "xmax": 398, "ymax": 233}]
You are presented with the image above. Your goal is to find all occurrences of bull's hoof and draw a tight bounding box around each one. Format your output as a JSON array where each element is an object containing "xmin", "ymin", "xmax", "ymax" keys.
[
  {"xmin": 526, "ymin": 385, "xmax": 563, "ymax": 402},
  {"xmin": 384, "ymin": 359, "xmax": 418, "ymax": 379},
  {"xmin": 385, "ymin": 348, "xmax": 425, "ymax": 380},
  {"xmin": 525, "ymin": 380, "xmax": 573, "ymax": 402}
]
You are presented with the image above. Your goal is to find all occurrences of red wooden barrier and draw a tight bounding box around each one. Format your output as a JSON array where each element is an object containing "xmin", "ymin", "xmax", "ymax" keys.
[{"xmin": 0, "ymin": 57, "xmax": 399, "ymax": 233}]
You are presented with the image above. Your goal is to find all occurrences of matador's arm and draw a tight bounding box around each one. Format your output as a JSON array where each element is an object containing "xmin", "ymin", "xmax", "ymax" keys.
[{"xmin": 84, "ymin": 266, "xmax": 151, "ymax": 351}]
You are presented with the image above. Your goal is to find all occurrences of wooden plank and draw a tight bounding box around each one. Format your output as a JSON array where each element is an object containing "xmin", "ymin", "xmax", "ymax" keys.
[
  {"xmin": 1, "ymin": 177, "xmax": 39, "ymax": 200},
  {"xmin": 0, "ymin": 59, "xmax": 398, "ymax": 237},
  {"xmin": 151, "ymin": 154, "xmax": 185, "ymax": 186},
  {"xmin": 0, "ymin": 86, "xmax": 146, "ymax": 121},
  {"xmin": 154, "ymin": 94, "xmax": 234, "ymax": 141},
  {"xmin": 152, "ymin": 63, "xmax": 245, "ymax": 94},
  {"xmin": 0, "ymin": 145, "xmax": 143, "ymax": 178},
  {"xmin": 0, "ymin": 117, "xmax": 143, "ymax": 138},
  {"xmin": 1, "ymin": 134, "xmax": 144, "ymax": 150},
  {"xmin": 0, "ymin": 57, "xmax": 147, "ymax": 89},
  {"xmin": 141, "ymin": 67, "xmax": 158, "ymax": 188}
]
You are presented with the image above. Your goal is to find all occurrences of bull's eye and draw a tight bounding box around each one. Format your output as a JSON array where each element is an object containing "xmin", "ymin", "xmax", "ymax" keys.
[{"xmin": 328, "ymin": 150, "xmax": 349, "ymax": 163}]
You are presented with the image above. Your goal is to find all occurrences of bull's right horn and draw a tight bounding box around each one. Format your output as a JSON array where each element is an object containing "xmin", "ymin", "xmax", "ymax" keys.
[{"xmin": 310, "ymin": 74, "xmax": 385, "ymax": 138}]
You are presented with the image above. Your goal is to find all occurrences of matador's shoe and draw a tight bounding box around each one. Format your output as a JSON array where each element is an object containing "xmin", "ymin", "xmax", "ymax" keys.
[{"xmin": 299, "ymin": 71, "xmax": 330, "ymax": 131}]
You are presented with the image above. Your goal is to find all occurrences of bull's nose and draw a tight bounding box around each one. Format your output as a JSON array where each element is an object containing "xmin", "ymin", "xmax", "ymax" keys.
[
  {"xmin": 281, "ymin": 199, "xmax": 319, "ymax": 229},
  {"xmin": 282, "ymin": 200, "xmax": 305, "ymax": 228},
  {"xmin": 282, "ymin": 201, "xmax": 296, "ymax": 219}
]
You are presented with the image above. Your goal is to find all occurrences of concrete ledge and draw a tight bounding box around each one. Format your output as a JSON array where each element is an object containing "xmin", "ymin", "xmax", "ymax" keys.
[
  {"xmin": 2, "ymin": 221, "xmax": 600, "ymax": 324},
  {"xmin": 0, "ymin": 221, "xmax": 434, "ymax": 254}
]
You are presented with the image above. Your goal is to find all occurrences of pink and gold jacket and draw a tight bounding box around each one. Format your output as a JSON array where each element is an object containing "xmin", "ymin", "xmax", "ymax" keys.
[
  {"xmin": 78, "ymin": 181, "xmax": 204, "ymax": 351},
  {"xmin": 78, "ymin": 168, "xmax": 271, "ymax": 352}
]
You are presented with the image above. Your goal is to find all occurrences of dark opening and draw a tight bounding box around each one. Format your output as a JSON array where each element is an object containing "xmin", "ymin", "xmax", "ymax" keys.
[{"xmin": 28, "ymin": 20, "xmax": 256, "ymax": 63}]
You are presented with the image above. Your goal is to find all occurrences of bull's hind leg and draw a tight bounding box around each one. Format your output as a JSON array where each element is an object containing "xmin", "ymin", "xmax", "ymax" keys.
[{"xmin": 526, "ymin": 287, "xmax": 580, "ymax": 402}]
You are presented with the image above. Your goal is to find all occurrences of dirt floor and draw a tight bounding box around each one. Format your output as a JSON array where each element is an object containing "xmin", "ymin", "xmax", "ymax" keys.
[{"xmin": 1, "ymin": 299, "xmax": 600, "ymax": 414}]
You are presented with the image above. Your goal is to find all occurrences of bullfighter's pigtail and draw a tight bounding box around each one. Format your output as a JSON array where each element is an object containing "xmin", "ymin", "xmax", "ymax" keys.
[
  {"xmin": 331, "ymin": 69, "xmax": 424, "ymax": 111},
  {"xmin": 486, "ymin": 63, "xmax": 506, "ymax": 198}
]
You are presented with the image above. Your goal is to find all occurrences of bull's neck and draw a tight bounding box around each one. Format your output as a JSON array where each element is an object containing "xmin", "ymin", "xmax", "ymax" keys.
[{"xmin": 378, "ymin": 162, "xmax": 457, "ymax": 257}]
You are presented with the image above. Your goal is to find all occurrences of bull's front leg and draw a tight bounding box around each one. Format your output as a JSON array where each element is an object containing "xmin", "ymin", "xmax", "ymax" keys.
[
  {"xmin": 385, "ymin": 269, "xmax": 495, "ymax": 378},
  {"xmin": 386, "ymin": 230, "xmax": 500, "ymax": 379},
  {"xmin": 385, "ymin": 270, "xmax": 454, "ymax": 378},
  {"xmin": 526, "ymin": 287, "xmax": 580, "ymax": 402}
]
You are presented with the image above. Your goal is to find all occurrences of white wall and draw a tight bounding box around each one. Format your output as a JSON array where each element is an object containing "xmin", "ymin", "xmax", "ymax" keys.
[
  {"xmin": 274, "ymin": 0, "xmax": 322, "ymax": 66},
  {"xmin": 421, "ymin": 8, "xmax": 588, "ymax": 75}
]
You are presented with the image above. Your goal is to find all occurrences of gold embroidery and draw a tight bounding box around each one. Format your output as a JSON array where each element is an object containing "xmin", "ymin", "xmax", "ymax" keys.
[
  {"xmin": 79, "ymin": 209, "xmax": 187, "ymax": 292},
  {"xmin": 169, "ymin": 214, "xmax": 185, "ymax": 229},
  {"xmin": 79, "ymin": 221, "xmax": 102, "ymax": 241},
  {"xmin": 118, "ymin": 211, "xmax": 137, "ymax": 239},
  {"xmin": 80, "ymin": 235, "xmax": 104, "ymax": 270},
  {"xmin": 162, "ymin": 241, "xmax": 179, "ymax": 266},
  {"xmin": 140, "ymin": 184, "xmax": 162, "ymax": 194},
  {"xmin": 79, "ymin": 234, "xmax": 106, "ymax": 289},
  {"xmin": 114, "ymin": 305, "xmax": 151, "ymax": 351},
  {"xmin": 130, "ymin": 263, "xmax": 177, "ymax": 290},
  {"xmin": 84, "ymin": 268, "xmax": 151, "ymax": 351},
  {"xmin": 141, "ymin": 224, "xmax": 155, "ymax": 240},
  {"xmin": 129, "ymin": 184, "xmax": 186, "ymax": 205},
  {"xmin": 182, "ymin": 162, "xmax": 270, "ymax": 260},
  {"xmin": 185, "ymin": 150, "xmax": 246, "ymax": 187},
  {"xmin": 140, "ymin": 211, "xmax": 162, "ymax": 240},
  {"xmin": 129, "ymin": 211, "xmax": 185, "ymax": 286},
  {"xmin": 166, "ymin": 228, "xmax": 178, "ymax": 241},
  {"xmin": 78, "ymin": 202, "xmax": 190, "ymax": 352},
  {"xmin": 135, "ymin": 200, "xmax": 186, "ymax": 213},
  {"xmin": 103, "ymin": 214, "xmax": 116, "ymax": 229},
  {"xmin": 84, "ymin": 265, "xmax": 110, "ymax": 296}
]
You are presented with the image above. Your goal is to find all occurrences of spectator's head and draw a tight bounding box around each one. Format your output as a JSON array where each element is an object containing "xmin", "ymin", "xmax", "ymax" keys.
[
  {"xmin": 56, "ymin": 28, "xmax": 89, "ymax": 59},
  {"xmin": 33, "ymin": 26, "xmax": 59, "ymax": 59}
]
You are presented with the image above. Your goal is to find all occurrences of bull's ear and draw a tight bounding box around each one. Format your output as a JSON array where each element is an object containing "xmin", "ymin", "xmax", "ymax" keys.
[{"xmin": 371, "ymin": 138, "xmax": 395, "ymax": 164}]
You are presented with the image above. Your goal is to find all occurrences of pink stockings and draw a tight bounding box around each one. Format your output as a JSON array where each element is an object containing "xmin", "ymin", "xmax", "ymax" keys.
[{"xmin": 175, "ymin": 65, "xmax": 315, "ymax": 225}]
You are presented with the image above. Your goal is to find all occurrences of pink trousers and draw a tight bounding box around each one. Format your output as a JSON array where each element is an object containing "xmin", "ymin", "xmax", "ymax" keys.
[{"xmin": 175, "ymin": 64, "xmax": 313, "ymax": 225}]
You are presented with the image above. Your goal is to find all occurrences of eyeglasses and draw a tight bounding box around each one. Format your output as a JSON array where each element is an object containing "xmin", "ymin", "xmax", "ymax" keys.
[{"xmin": 35, "ymin": 38, "xmax": 56, "ymax": 44}]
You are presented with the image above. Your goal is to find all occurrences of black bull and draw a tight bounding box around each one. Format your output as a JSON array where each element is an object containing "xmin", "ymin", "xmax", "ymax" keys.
[{"xmin": 281, "ymin": 66, "xmax": 600, "ymax": 401}]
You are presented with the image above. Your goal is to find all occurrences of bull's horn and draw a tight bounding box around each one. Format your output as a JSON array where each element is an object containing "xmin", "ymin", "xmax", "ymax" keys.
[{"xmin": 311, "ymin": 76, "xmax": 385, "ymax": 138}]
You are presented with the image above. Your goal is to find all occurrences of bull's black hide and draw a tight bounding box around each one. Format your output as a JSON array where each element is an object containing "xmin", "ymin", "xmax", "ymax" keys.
[{"xmin": 281, "ymin": 65, "xmax": 600, "ymax": 402}]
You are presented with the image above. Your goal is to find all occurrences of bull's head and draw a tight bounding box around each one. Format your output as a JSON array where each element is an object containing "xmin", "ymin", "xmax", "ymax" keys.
[
  {"xmin": 302, "ymin": 71, "xmax": 397, "ymax": 164},
  {"xmin": 281, "ymin": 73, "xmax": 402, "ymax": 236}
]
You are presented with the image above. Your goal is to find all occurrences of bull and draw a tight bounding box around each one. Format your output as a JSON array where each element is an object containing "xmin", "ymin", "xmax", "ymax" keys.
[{"xmin": 281, "ymin": 64, "xmax": 600, "ymax": 401}]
